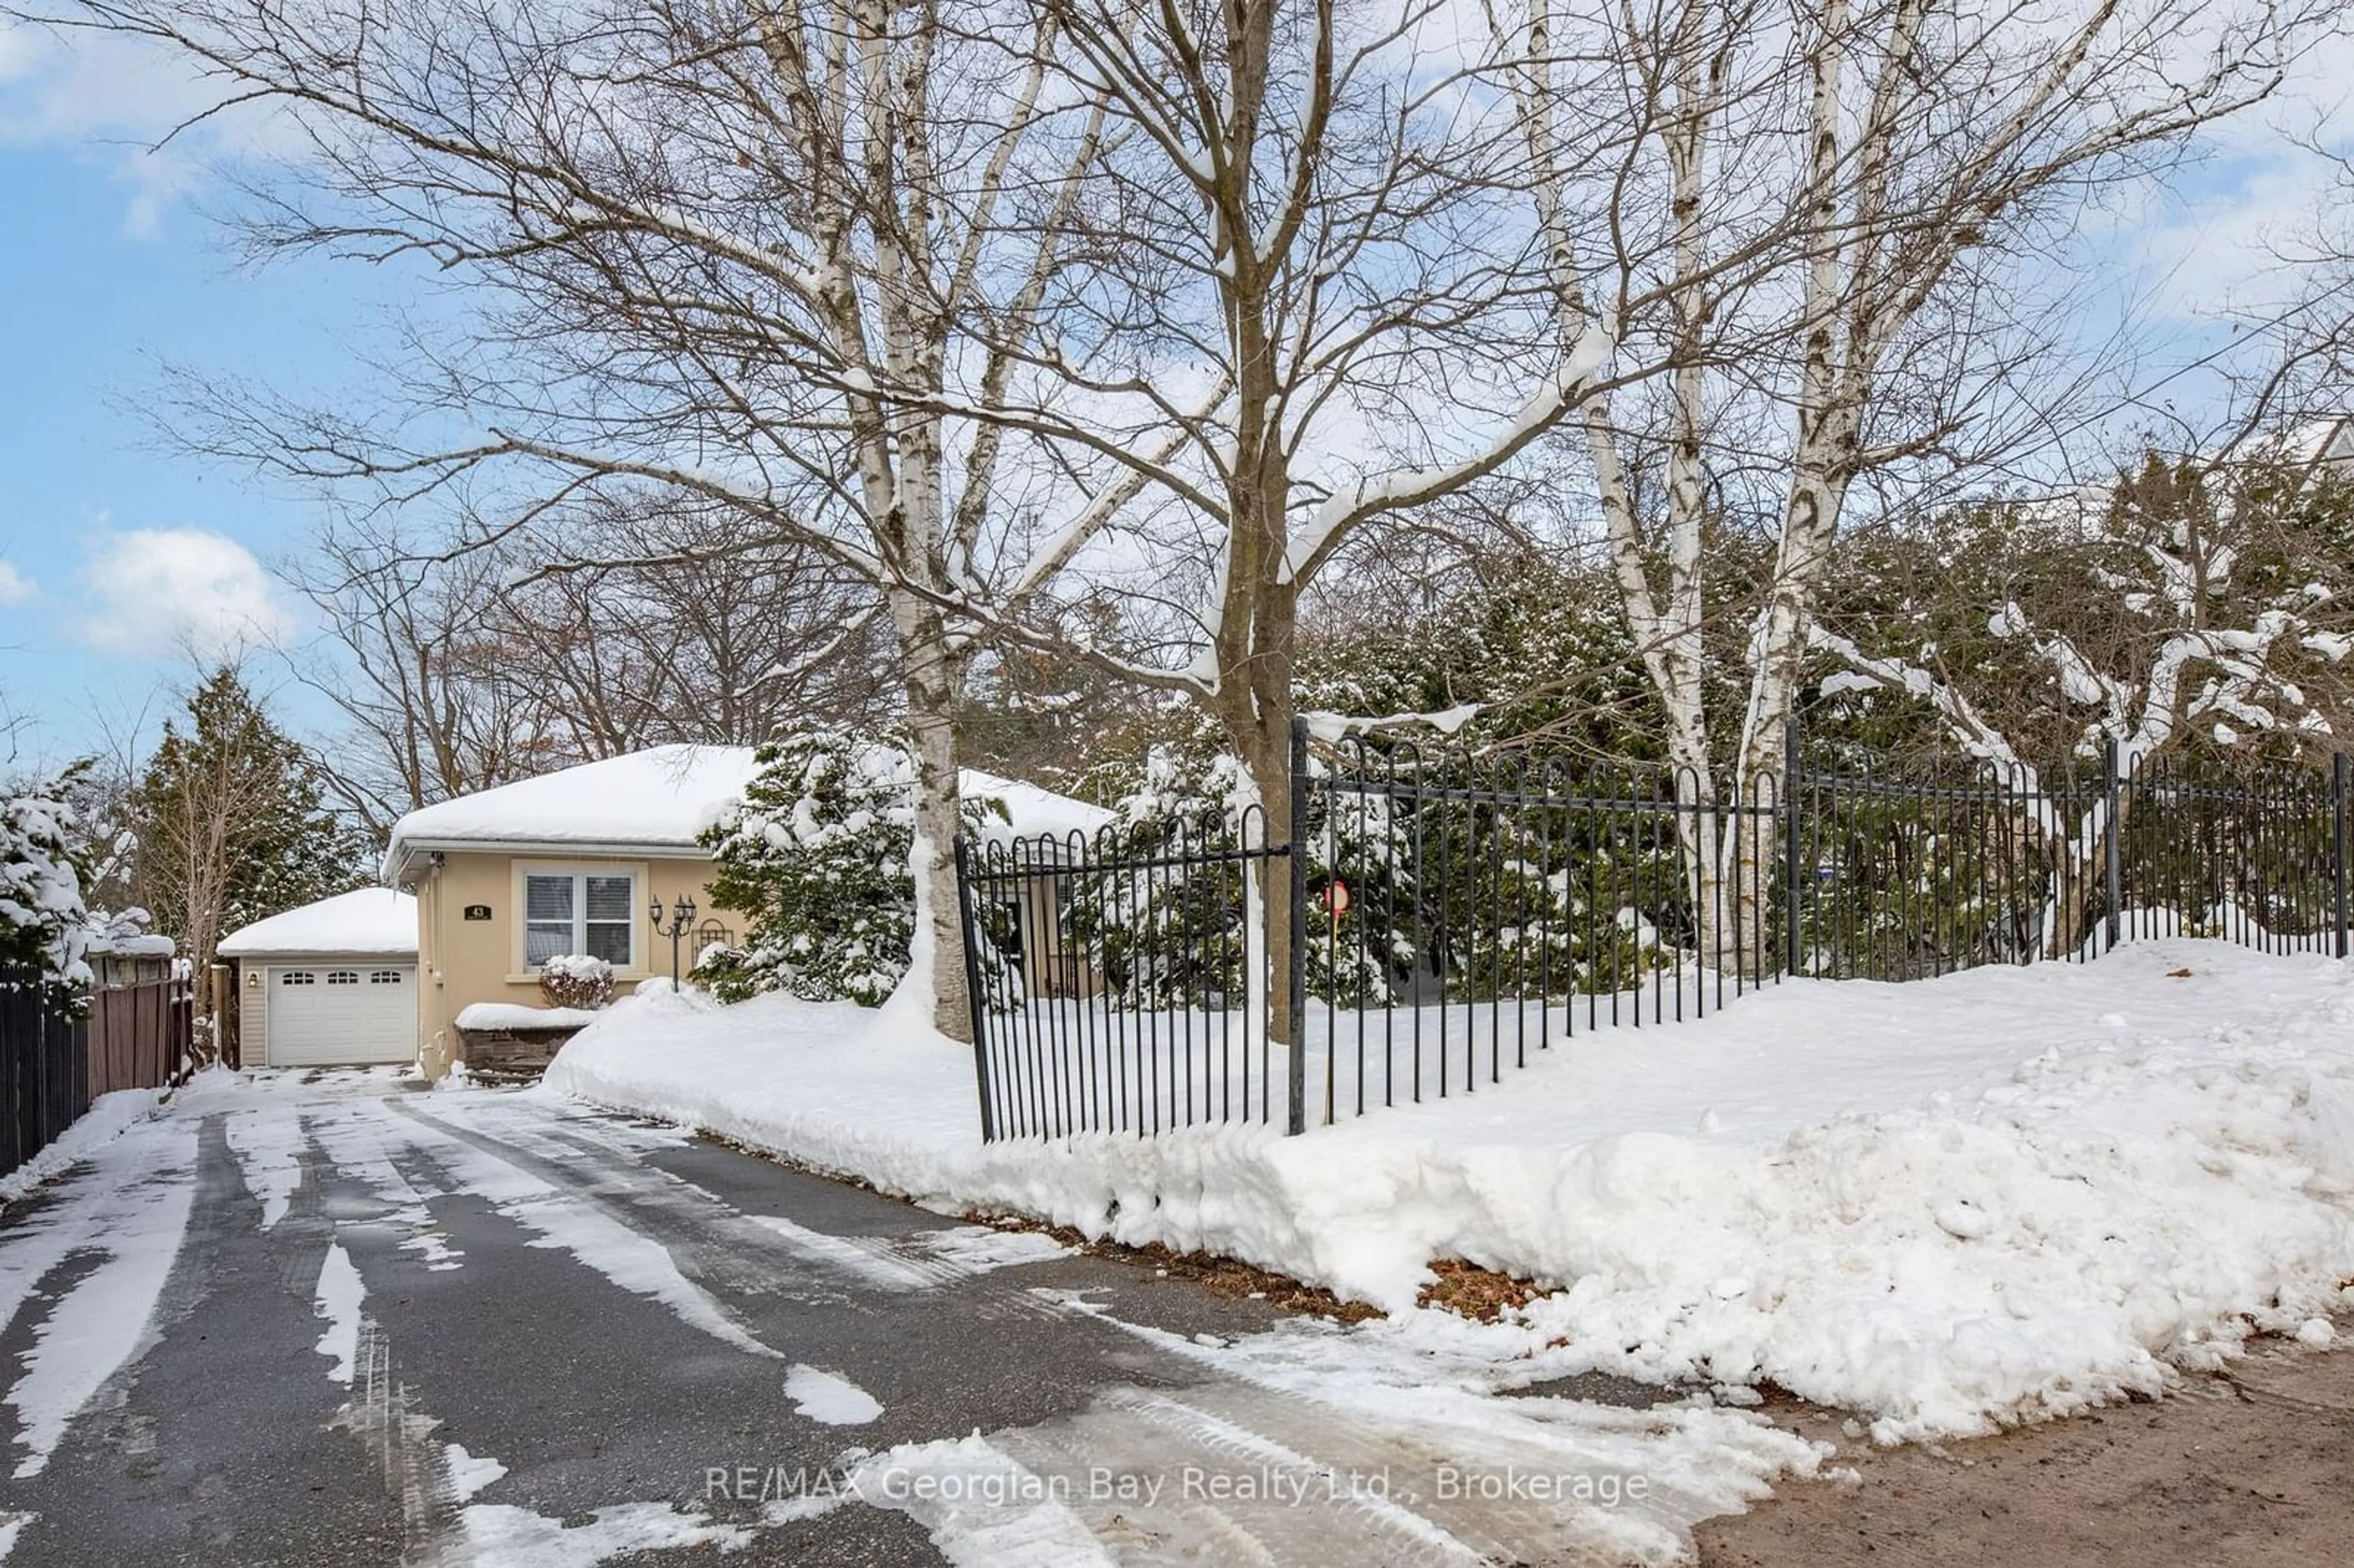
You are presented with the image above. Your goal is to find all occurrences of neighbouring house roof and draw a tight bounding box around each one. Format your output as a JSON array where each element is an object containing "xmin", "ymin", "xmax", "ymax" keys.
[
  {"xmin": 2289, "ymin": 414, "xmax": 2354, "ymax": 468},
  {"xmin": 218, "ymin": 889, "xmax": 421, "ymax": 958},
  {"xmin": 964, "ymin": 770, "xmax": 1116, "ymax": 846},
  {"xmin": 382, "ymin": 744, "xmax": 1116, "ymax": 885}
]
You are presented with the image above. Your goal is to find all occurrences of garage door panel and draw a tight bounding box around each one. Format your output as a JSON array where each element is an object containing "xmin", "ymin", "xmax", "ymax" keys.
[{"xmin": 267, "ymin": 964, "xmax": 416, "ymax": 1066}]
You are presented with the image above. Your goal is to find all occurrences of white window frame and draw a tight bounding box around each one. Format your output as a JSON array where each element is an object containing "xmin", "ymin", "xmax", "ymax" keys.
[{"xmin": 518, "ymin": 867, "xmax": 639, "ymax": 972}]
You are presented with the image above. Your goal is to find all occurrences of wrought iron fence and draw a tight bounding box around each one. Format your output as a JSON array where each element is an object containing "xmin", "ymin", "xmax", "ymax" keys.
[
  {"xmin": 954, "ymin": 811, "xmax": 1288, "ymax": 1141},
  {"xmin": 1303, "ymin": 735, "xmax": 1783, "ymax": 1126},
  {"xmin": 954, "ymin": 720, "xmax": 2354, "ymax": 1143},
  {"xmin": 1791, "ymin": 744, "xmax": 2348, "ymax": 978}
]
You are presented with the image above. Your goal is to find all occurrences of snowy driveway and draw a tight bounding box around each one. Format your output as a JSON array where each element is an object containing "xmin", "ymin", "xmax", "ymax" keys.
[{"xmin": 0, "ymin": 1070, "xmax": 1812, "ymax": 1567}]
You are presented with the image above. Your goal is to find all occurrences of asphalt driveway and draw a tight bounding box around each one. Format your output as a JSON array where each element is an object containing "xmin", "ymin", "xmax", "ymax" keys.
[{"xmin": 0, "ymin": 1071, "xmax": 1778, "ymax": 1567}]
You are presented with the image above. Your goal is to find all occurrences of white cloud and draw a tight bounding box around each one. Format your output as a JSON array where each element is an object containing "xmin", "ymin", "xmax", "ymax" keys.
[
  {"xmin": 0, "ymin": 21, "xmax": 298, "ymax": 240},
  {"xmin": 0, "ymin": 560, "xmax": 33, "ymax": 606},
  {"xmin": 78, "ymin": 528, "xmax": 294, "ymax": 658}
]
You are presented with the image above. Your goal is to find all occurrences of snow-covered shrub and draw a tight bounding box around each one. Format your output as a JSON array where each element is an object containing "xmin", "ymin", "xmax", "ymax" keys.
[
  {"xmin": 1059, "ymin": 746, "xmax": 1407, "ymax": 1008},
  {"xmin": 1062, "ymin": 741, "xmax": 1674, "ymax": 1010},
  {"xmin": 538, "ymin": 953, "xmax": 615, "ymax": 1010},
  {"xmin": 696, "ymin": 729, "xmax": 1015, "ymax": 1008},
  {"xmin": 1056, "ymin": 747, "xmax": 1256, "ymax": 1008},
  {"xmin": 1, "ymin": 783, "xmax": 98, "ymax": 989},
  {"xmin": 696, "ymin": 730, "xmax": 919, "ymax": 1006}
]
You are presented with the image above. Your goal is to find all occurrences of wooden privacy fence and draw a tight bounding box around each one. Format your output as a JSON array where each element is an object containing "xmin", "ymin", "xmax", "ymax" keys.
[
  {"xmin": 90, "ymin": 977, "xmax": 193, "ymax": 1100},
  {"xmin": 1, "ymin": 967, "xmax": 192, "ymax": 1182}
]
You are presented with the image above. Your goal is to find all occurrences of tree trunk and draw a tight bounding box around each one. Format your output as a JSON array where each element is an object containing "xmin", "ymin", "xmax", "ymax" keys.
[
  {"xmin": 1684, "ymin": 801, "xmax": 1777, "ymax": 983},
  {"xmin": 1212, "ymin": 577, "xmax": 1300, "ymax": 1081},
  {"xmin": 886, "ymin": 585, "xmax": 973, "ymax": 1043}
]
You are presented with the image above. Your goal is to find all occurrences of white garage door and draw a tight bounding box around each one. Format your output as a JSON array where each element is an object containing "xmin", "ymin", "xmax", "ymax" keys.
[{"xmin": 265, "ymin": 965, "xmax": 417, "ymax": 1067}]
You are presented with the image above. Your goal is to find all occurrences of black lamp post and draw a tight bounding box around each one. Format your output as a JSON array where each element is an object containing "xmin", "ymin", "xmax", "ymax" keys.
[{"xmin": 649, "ymin": 893, "xmax": 698, "ymax": 982}]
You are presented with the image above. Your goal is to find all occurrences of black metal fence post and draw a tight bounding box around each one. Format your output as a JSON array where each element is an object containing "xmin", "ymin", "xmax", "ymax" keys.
[
  {"xmin": 2103, "ymin": 738, "xmax": 2123, "ymax": 950},
  {"xmin": 1285, "ymin": 716, "xmax": 1310, "ymax": 1136},
  {"xmin": 950, "ymin": 835, "xmax": 997, "ymax": 1143},
  {"xmin": 1783, "ymin": 717, "xmax": 1804, "ymax": 978},
  {"xmin": 2335, "ymin": 753, "xmax": 2349, "ymax": 960}
]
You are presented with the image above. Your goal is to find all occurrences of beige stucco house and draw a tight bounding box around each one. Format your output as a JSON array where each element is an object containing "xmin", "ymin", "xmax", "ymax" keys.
[
  {"xmin": 383, "ymin": 744, "xmax": 1113, "ymax": 1076},
  {"xmin": 383, "ymin": 745, "xmax": 756, "ymax": 1077}
]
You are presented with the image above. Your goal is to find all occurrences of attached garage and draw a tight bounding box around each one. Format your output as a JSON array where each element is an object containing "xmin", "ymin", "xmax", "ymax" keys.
[{"xmin": 218, "ymin": 890, "xmax": 421, "ymax": 1068}]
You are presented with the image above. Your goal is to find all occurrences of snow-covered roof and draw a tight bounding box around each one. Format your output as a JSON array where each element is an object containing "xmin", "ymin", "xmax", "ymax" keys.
[
  {"xmin": 2287, "ymin": 414, "xmax": 2354, "ymax": 468},
  {"xmin": 88, "ymin": 932, "xmax": 176, "ymax": 957},
  {"xmin": 383, "ymin": 745, "xmax": 1114, "ymax": 881},
  {"xmin": 966, "ymin": 770, "xmax": 1115, "ymax": 846},
  {"xmin": 218, "ymin": 889, "xmax": 420, "ymax": 957},
  {"xmin": 384, "ymin": 744, "xmax": 763, "ymax": 880}
]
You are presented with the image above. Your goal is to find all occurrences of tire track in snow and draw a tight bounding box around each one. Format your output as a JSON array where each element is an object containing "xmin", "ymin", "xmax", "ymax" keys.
[
  {"xmin": 321, "ymin": 1268, "xmax": 764, "ymax": 1567},
  {"xmin": 371, "ymin": 1099, "xmax": 781, "ymax": 1360},
  {"xmin": 303, "ymin": 1099, "xmax": 470, "ymax": 1272},
  {"xmin": 223, "ymin": 1105, "xmax": 308, "ymax": 1230},
  {"xmin": 972, "ymin": 1290, "xmax": 1823, "ymax": 1567},
  {"xmin": 414, "ymin": 1095, "xmax": 1076, "ymax": 1306}
]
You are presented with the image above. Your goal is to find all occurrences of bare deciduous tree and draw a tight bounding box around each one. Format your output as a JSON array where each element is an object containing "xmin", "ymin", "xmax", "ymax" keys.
[
  {"xmin": 490, "ymin": 493, "xmax": 898, "ymax": 756},
  {"xmin": 39, "ymin": 0, "xmax": 1130, "ymax": 1039},
  {"xmin": 288, "ymin": 529, "xmax": 551, "ymax": 834},
  {"xmin": 294, "ymin": 494, "xmax": 899, "ymax": 836}
]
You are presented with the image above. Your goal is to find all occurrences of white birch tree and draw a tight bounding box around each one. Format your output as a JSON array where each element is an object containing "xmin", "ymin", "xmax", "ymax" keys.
[
  {"xmin": 1812, "ymin": 446, "xmax": 2354, "ymax": 952},
  {"xmin": 1497, "ymin": 0, "xmax": 2314, "ymax": 969},
  {"xmin": 915, "ymin": 0, "xmax": 1769, "ymax": 1049},
  {"xmin": 34, "ymin": 0, "xmax": 1128, "ymax": 1039}
]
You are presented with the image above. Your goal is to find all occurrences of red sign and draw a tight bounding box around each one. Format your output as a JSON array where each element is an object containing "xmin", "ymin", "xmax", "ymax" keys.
[{"xmin": 1320, "ymin": 879, "xmax": 1351, "ymax": 916}]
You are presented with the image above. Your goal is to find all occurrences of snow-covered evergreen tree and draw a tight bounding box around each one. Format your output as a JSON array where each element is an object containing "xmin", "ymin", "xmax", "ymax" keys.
[
  {"xmin": 697, "ymin": 730, "xmax": 1012, "ymax": 1007},
  {"xmin": 1, "ymin": 779, "xmax": 98, "ymax": 989}
]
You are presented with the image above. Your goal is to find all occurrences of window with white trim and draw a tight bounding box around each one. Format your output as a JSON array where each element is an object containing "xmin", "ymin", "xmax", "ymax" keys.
[
  {"xmin": 326, "ymin": 970, "xmax": 360, "ymax": 985},
  {"xmin": 280, "ymin": 970, "xmax": 315, "ymax": 986},
  {"xmin": 369, "ymin": 970, "xmax": 405, "ymax": 985},
  {"xmin": 524, "ymin": 872, "xmax": 636, "ymax": 969}
]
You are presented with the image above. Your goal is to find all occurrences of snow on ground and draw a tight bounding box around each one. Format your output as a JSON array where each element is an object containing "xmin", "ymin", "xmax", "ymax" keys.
[
  {"xmin": 908, "ymin": 1225, "xmax": 1075, "ymax": 1274},
  {"xmin": 455, "ymin": 1500, "xmax": 749, "ymax": 1565},
  {"xmin": 850, "ymin": 1434, "xmax": 1115, "ymax": 1567},
  {"xmin": 782, "ymin": 1364, "xmax": 883, "ymax": 1425},
  {"xmin": 0, "ymin": 1087, "xmax": 168, "ymax": 1205},
  {"xmin": 313, "ymin": 1241, "xmax": 363, "ymax": 1385},
  {"xmin": 224, "ymin": 1105, "xmax": 307, "ymax": 1228},
  {"xmin": 445, "ymin": 1444, "xmax": 508, "ymax": 1502},
  {"xmin": 543, "ymin": 938, "xmax": 2354, "ymax": 1444},
  {"xmin": 383, "ymin": 1103, "xmax": 780, "ymax": 1360},
  {"xmin": 1020, "ymin": 1293, "xmax": 1815, "ymax": 1564},
  {"xmin": 455, "ymin": 1003, "xmax": 603, "ymax": 1032},
  {"xmin": 0, "ymin": 1119, "xmax": 197, "ymax": 1477}
]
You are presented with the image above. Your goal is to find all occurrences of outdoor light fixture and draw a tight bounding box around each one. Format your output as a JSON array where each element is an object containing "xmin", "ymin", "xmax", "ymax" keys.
[{"xmin": 650, "ymin": 893, "xmax": 699, "ymax": 982}]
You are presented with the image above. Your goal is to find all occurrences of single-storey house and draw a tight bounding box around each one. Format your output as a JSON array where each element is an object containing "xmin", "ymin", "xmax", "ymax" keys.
[
  {"xmin": 381, "ymin": 744, "xmax": 1111, "ymax": 1077},
  {"xmin": 216, "ymin": 888, "xmax": 421, "ymax": 1068}
]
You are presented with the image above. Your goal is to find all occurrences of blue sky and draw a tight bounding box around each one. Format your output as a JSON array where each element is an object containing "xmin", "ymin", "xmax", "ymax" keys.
[{"xmin": 0, "ymin": 135, "xmax": 387, "ymax": 765}]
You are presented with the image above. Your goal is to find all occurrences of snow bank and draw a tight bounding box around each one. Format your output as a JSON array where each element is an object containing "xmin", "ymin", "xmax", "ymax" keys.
[
  {"xmin": 542, "ymin": 942, "xmax": 2354, "ymax": 1442},
  {"xmin": 0, "ymin": 1087, "xmax": 170, "ymax": 1203}
]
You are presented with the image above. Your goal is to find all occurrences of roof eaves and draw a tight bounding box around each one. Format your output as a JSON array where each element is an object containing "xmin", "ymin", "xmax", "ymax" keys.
[{"xmin": 383, "ymin": 835, "xmax": 717, "ymax": 886}]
